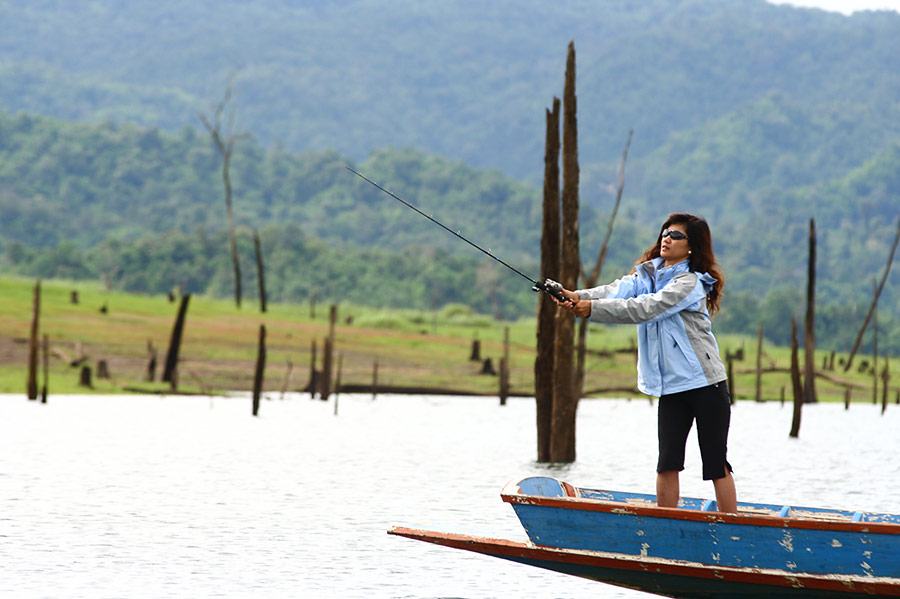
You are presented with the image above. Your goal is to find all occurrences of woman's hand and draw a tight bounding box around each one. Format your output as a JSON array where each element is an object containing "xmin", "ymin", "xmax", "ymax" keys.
[{"xmin": 552, "ymin": 289, "xmax": 591, "ymax": 318}]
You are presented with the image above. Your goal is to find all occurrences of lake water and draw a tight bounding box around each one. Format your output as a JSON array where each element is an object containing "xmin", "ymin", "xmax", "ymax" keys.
[{"xmin": 3, "ymin": 393, "xmax": 899, "ymax": 598}]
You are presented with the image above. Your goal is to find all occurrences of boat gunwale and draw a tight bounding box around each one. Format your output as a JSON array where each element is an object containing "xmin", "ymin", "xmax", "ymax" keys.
[
  {"xmin": 388, "ymin": 526, "xmax": 900, "ymax": 596},
  {"xmin": 501, "ymin": 479, "xmax": 900, "ymax": 535}
]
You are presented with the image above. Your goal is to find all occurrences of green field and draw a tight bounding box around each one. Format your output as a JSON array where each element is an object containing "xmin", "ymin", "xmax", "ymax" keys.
[{"xmin": 0, "ymin": 276, "xmax": 891, "ymax": 406}]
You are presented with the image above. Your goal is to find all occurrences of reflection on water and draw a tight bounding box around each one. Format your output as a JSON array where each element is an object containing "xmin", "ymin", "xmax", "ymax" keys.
[{"xmin": 2, "ymin": 394, "xmax": 899, "ymax": 598}]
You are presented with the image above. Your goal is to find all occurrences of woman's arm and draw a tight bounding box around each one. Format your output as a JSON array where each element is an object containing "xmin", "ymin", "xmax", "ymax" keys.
[{"xmin": 586, "ymin": 272, "xmax": 706, "ymax": 324}]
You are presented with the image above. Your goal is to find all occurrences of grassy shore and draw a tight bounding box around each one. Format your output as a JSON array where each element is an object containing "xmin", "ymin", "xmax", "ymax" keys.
[{"xmin": 0, "ymin": 276, "xmax": 888, "ymax": 404}]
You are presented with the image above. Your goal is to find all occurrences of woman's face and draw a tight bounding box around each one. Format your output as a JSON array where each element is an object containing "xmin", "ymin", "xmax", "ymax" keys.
[{"xmin": 659, "ymin": 222, "xmax": 691, "ymax": 266}]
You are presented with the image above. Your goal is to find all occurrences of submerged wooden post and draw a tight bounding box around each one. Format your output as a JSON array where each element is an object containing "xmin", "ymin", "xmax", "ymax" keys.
[
  {"xmin": 253, "ymin": 229, "xmax": 267, "ymax": 313},
  {"xmin": 334, "ymin": 353, "xmax": 343, "ymax": 416},
  {"xmin": 162, "ymin": 294, "xmax": 191, "ymax": 390},
  {"xmin": 252, "ymin": 324, "xmax": 266, "ymax": 416},
  {"xmin": 320, "ymin": 336, "xmax": 333, "ymax": 401},
  {"xmin": 371, "ymin": 360, "xmax": 379, "ymax": 400},
  {"xmin": 871, "ymin": 280, "xmax": 878, "ymax": 404},
  {"xmin": 41, "ymin": 334, "xmax": 49, "ymax": 404},
  {"xmin": 145, "ymin": 340, "xmax": 158, "ymax": 382},
  {"xmin": 500, "ymin": 327, "xmax": 510, "ymax": 405},
  {"xmin": 319, "ymin": 305, "xmax": 337, "ymax": 400},
  {"xmin": 726, "ymin": 351, "xmax": 735, "ymax": 403},
  {"xmin": 844, "ymin": 387, "xmax": 852, "ymax": 410},
  {"xmin": 306, "ymin": 340, "xmax": 318, "ymax": 398},
  {"xmin": 27, "ymin": 280, "xmax": 41, "ymax": 400},
  {"xmin": 789, "ymin": 317, "xmax": 803, "ymax": 438},
  {"xmin": 881, "ymin": 355, "xmax": 890, "ymax": 415},
  {"xmin": 754, "ymin": 323, "xmax": 764, "ymax": 403}
]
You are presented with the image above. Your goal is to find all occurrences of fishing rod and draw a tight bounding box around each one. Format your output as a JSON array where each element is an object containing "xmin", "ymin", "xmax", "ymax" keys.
[{"xmin": 345, "ymin": 165, "xmax": 574, "ymax": 305}]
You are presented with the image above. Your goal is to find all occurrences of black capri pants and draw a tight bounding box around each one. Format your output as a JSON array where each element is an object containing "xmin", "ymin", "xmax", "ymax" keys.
[{"xmin": 657, "ymin": 381, "xmax": 733, "ymax": 481}]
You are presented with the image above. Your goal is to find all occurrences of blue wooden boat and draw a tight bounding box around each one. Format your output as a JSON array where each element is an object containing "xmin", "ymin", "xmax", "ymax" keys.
[{"xmin": 389, "ymin": 476, "xmax": 900, "ymax": 598}]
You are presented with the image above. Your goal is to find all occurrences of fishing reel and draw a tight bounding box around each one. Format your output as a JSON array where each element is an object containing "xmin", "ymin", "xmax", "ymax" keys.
[{"xmin": 532, "ymin": 279, "xmax": 572, "ymax": 304}]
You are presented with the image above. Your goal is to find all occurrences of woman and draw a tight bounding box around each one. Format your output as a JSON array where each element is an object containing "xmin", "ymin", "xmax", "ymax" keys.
[{"xmin": 553, "ymin": 213, "xmax": 737, "ymax": 513}]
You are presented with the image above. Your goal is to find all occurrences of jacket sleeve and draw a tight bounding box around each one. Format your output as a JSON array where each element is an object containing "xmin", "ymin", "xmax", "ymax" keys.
[
  {"xmin": 576, "ymin": 272, "xmax": 640, "ymax": 301},
  {"xmin": 587, "ymin": 272, "xmax": 705, "ymax": 324}
]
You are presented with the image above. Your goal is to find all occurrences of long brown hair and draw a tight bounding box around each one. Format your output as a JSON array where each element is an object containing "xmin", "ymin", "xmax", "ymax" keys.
[{"xmin": 636, "ymin": 213, "xmax": 724, "ymax": 315}]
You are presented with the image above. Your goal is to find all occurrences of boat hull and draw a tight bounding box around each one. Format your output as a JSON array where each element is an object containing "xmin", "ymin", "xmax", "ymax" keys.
[
  {"xmin": 389, "ymin": 527, "xmax": 900, "ymax": 599},
  {"xmin": 505, "ymin": 477, "xmax": 900, "ymax": 578}
]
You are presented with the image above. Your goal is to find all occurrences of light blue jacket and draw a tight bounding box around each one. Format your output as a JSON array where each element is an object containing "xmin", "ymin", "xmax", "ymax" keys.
[{"xmin": 576, "ymin": 257, "xmax": 727, "ymax": 397}]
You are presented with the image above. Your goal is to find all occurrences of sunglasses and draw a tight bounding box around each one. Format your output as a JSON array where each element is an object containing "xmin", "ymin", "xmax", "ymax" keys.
[{"xmin": 661, "ymin": 229, "xmax": 688, "ymax": 241}]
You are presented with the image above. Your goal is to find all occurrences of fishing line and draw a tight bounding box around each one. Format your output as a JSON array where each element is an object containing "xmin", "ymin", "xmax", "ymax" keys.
[{"xmin": 345, "ymin": 165, "xmax": 572, "ymax": 304}]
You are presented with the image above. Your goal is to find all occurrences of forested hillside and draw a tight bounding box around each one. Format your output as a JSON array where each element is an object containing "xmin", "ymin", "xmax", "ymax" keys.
[
  {"xmin": 1, "ymin": 111, "xmax": 898, "ymax": 350},
  {"xmin": 1, "ymin": 0, "xmax": 899, "ymax": 352}
]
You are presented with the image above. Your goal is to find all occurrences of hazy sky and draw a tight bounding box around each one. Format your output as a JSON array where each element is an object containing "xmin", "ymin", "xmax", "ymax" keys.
[{"xmin": 767, "ymin": 0, "xmax": 900, "ymax": 13}]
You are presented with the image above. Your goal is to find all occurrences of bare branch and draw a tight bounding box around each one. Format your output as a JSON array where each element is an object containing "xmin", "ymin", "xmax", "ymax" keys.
[
  {"xmin": 582, "ymin": 128, "xmax": 632, "ymax": 286},
  {"xmin": 844, "ymin": 214, "xmax": 900, "ymax": 371}
]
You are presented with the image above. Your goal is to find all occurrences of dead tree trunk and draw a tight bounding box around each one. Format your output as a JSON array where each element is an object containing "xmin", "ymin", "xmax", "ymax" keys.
[
  {"xmin": 252, "ymin": 324, "xmax": 266, "ymax": 416},
  {"xmin": 27, "ymin": 280, "xmax": 40, "ymax": 400},
  {"xmin": 254, "ymin": 229, "xmax": 267, "ymax": 313},
  {"xmin": 334, "ymin": 353, "xmax": 344, "ymax": 416},
  {"xmin": 199, "ymin": 72, "xmax": 248, "ymax": 310},
  {"xmin": 319, "ymin": 305, "xmax": 338, "ymax": 400},
  {"xmin": 145, "ymin": 340, "xmax": 158, "ymax": 382},
  {"xmin": 320, "ymin": 337, "xmax": 332, "ymax": 401},
  {"xmin": 500, "ymin": 326, "xmax": 510, "ymax": 406},
  {"xmin": 550, "ymin": 41, "xmax": 580, "ymax": 464},
  {"xmin": 535, "ymin": 97, "xmax": 561, "ymax": 463},
  {"xmin": 789, "ymin": 318, "xmax": 803, "ymax": 438},
  {"xmin": 372, "ymin": 360, "xmax": 379, "ymax": 400},
  {"xmin": 162, "ymin": 294, "xmax": 191, "ymax": 390},
  {"xmin": 41, "ymin": 333, "xmax": 49, "ymax": 403},
  {"xmin": 872, "ymin": 280, "xmax": 878, "ymax": 404},
  {"xmin": 803, "ymin": 219, "xmax": 817, "ymax": 404},
  {"xmin": 881, "ymin": 356, "xmax": 890, "ymax": 415},
  {"xmin": 576, "ymin": 129, "xmax": 632, "ymax": 398},
  {"xmin": 305, "ymin": 340, "xmax": 318, "ymax": 397},
  {"xmin": 755, "ymin": 323, "xmax": 764, "ymax": 402},
  {"xmin": 845, "ymin": 214, "xmax": 900, "ymax": 371}
]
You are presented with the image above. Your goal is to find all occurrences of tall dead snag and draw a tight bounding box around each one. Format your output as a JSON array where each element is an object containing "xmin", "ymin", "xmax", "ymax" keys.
[
  {"xmin": 253, "ymin": 229, "xmax": 267, "ymax": 313},
  {"xmin": 844, "ymin": 214, "xmax": 900, "ymax": 371},
  {"xmin": 535, "ymin": 97, "xmax": 561, "ymax": 463},
  {"xmin": 803, "ymin": 218, "xmax": 818, "ymax": 404},
  {"xmin": 551, "ymin": 41, "xmax": 580, "ymax": 464},
  {"xmin": 199, "ymin": 72, "xmax": 248, "ymax": 309},
  {"xmin": 162, "ymin": 294, "xmax": 191, "ymax": 390},
  {"xmin": 26, "ymin": 280, "xmax": 40, "ymax": 400},
  {"xmin": 576, "ymin": 129, "xmax": 632, "ymax": 398},
  {"xmin": 789, "ymin": 317, "xmax": 803, "ymax": 438},
  {"xmin": 881, "ymin": 356, "xmax": 890, "ymax": 415},
  {"xmin": 252, "ymin": 324, "xmax": 266, "ymax": 416}
]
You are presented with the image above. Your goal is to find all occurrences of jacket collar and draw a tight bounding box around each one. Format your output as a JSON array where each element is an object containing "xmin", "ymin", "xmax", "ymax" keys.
[{"xmin": 640, "ymin": 256, "xmax": 718, "ymax": 291}]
